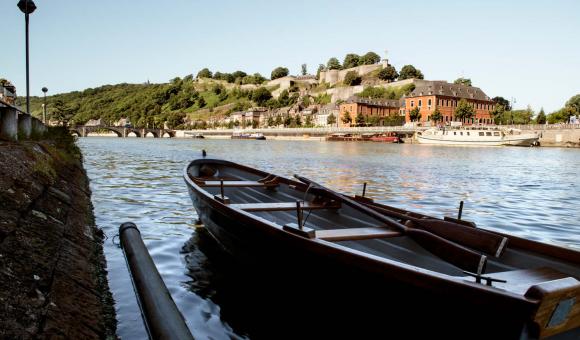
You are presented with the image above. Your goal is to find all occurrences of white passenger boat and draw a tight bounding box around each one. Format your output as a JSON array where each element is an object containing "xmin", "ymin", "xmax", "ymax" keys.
[{"xmin": 416, "ymin": 127, "xmax": 539, "ymax": 146}]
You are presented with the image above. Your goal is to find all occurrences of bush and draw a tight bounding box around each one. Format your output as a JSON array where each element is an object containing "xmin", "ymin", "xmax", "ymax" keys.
[
  {"xmin": 271, "ymin": 67, "xmax": 289, "ymax": 80},
  {"xmin": 197, "ymin": 68, "xmax": 212, "ymax": 79},
  {"xmin": 343, "ymin": 71, "xmax": 362, "ymax": 86}
]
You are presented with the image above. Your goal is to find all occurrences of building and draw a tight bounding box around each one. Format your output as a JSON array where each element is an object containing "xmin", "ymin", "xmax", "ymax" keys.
[
  {"xmin": 316, "ymin": 103, "xmax": 339, "ymax": 127},
  {"xmin": 403, "ymin": 81, "xmax": 495, "ymax": 125},
  {"xmin": 338, "ymin": 96, "xmax": 401, "ymax": 127},
  {"xmin": 0, "ymin": 81, "xmax": 17, "ymax": 105}
]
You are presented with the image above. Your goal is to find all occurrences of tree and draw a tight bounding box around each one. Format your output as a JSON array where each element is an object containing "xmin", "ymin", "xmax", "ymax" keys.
[
  {"xmin": 343, "ymin": 71, "xmax": 362, "ymax": 86},
  {"xmin": 267, "ymin": 116, "xmax": 275, "ymax": 127},
  {"xmin": 455, "ymin": 99, "xmax": 475, "ymax": 122},
  {"xmin": 232, "ymin": 70, "xmax": 247, "ymax": 80},
  {"xmin": 274, "ymin": 115, "xmax": 283, "ymax": 126},
  {"xmin": 355, "ymin": 111, "xmax": 365, "ymax": 126},
  {"xmin": 327, "ymin": 113, "xmax": 336, "ymax": 126},
  {"xmin": 409, "ymin": 107, "xmax": 421, "ymax": 122},
  {"xmin": 430, "ymin": 106, "xmax": 443, "ymax": 123},
  {"xmin": 342, "ymin": 111, "xmax": 352, "ymax": 124},
  {"xmin": 343, "ymin": 54, "xmax": 360, "ymax": 69},
  {"xmin": 51, "ymin": 100, "xmax": 75, "ymax": 126},
  {"xmin": 360, "ymin": 51, "xmax": 381, "ymax": 65},
  {"xmin": 327, "ymin": 57, "xmax": 341, "ymax": 70},
  {"xmin": 295, "ymin": 115, "xmax": 302, "ymax": 126},
  {"xmin": 305, "ymin": 115, "xmax": 313, "ymax": 127},
  {"xmin": 197, "ymin": 97, "xmax": 206, "ymax": 108},
  {"xmin": 398, "ymin": 65, "xmax": 424, "ymax": 80},
  {"xmin": 197, "ymin": 68, "xmax": 212, "ymax": 79},
  {"xmin": 301, "ymin": 63, "xmax": 307, "ymax": 76},
  {"xmin": 316, "ymin": 64, "xmax": 325, "ymax": 80},
  {"xmin": 536, "ymin": 108, "xmax": 546, "ymax": 124},
  {"xmin": 492, "ymin": 96, "xmax": 511, "ymax": 111},
  {"xmin": 377, "ymin": 65, "xmax": 398, "ymax": 82},
  {"xmin": 251, "ymin": 87, "xmax": 272, "ymax": 106},
  {"xmin": 454, "ymin": 77, "xmax": 472, "ymax": 87},
  {"xmin": 565, "ymin": 94, "xmax": 580, "ymax": 114},
  {"xmin": 271, "ymin": 67, "xmax": 289, "ymax": 80}
]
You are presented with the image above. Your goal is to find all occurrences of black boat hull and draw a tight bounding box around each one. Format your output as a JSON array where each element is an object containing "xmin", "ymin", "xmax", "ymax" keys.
[{"xmin": 186, "ymin": 183, "xmax": 543, "ymax": 339}]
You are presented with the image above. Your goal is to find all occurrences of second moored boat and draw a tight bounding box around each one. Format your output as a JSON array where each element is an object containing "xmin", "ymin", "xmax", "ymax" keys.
[{"xmin": 416, "ymin": 126, "xmax": 540, "ymax": 146}]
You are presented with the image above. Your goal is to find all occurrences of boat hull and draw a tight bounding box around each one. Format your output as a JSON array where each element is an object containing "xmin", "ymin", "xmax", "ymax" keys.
[
  {"xmin": 417, "ymin": 135, "xmax": 539, "ymax": 146},
  {"xmin": 184, "ymin": 180, "xmax": 550, "ymax": 338},
  {"xmin": 183, "ymin": 159, "xmax": 579, "ymax": 338}
]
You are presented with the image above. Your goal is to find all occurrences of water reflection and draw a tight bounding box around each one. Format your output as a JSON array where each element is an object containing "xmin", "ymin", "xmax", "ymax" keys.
[{"xmin": 78, "ymin": 138, "xmax": 580, "ymax": 340}]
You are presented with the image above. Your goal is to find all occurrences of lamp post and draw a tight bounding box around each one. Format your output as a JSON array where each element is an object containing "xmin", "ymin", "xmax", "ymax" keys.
[
  {"xmin": 17, "ymin": 0, "xmax": 37, "ymax": 115},
  {"xmin": 41, "ymin": 86, "xmax": 47, "ymax": 123}
]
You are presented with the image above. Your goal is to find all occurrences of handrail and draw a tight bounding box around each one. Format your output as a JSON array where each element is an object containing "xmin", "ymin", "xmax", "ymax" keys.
[{"xmin": 0, "ymin": 98, "xmax": 28, "ymax": 115}]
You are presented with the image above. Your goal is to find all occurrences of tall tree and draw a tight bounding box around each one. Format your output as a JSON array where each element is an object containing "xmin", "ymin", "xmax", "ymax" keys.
[
  {"xmin": 327, "ymin": 58, "xmax": 341, "ymax": 70},
  {"xmin": 360, "ymin": 51, "xmax": 381, "ymax": 65},
  {"xmin": 409, "ymin": 107, "xmax": 421, "ymax": 122},
  {"xmin": 51, "ymin": 100, "xmax": 76, "ymax": 126},
  {"xmin": 355, "ymin": 111, "xmax": 365, "ymax": 126},
  {"xmin": 454, "ymin": 77, "xmax": 472, "ymax": 86},
  {"xmin": 301, "ymin": 63, "xmax": 308, "ymax": 76},
  {"xmin": 316, "ymin": 64, "xmax": 325, "ymax": 80},
  {"xmin": 271, "ymin": 67, "xmax": 289, "ymax": 80},
  {"xmin": 196, "ymin": 68, "xmax": 212, "ymax": 79},
  {"xmin": 398, "ymin": 65, "xmax": 424, "ymax": 80},
  {"xmin": 378, "ymin": 65, "xmax": 398, "ymax": 82},
  {"xmin": 454, "ymin": 99, "xmax": 475, "ymax": 122},
  {"xmin": 327, "ymin": 113, "xmax": 336, "ymax": 126},
  {"xmin": 565, "ymin": 94, "xmax": 580, "ymax": 114},
  {"xmin": 342, "ymin": 111, "xmax": 352, "ymax": 124},
  {"xmin": 492, "ymin": 96, "xmax": 511, "ymax": 111},
  {"xmin": 343, "ymin": 54, "xmax": 361, "ymax": 69},
  {"xmin": 536, "ymin": 108, "xmax": 546, "ymax": 124},
  {"xmin": 430, "ymin": 106, "xmax": 443, "ymax": 123}
]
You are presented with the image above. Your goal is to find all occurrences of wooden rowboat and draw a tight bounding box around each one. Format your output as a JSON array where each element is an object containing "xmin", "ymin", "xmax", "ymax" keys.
[{"xmin": 183, "ymin": 158, "xmax": 580, "ymax": 339}]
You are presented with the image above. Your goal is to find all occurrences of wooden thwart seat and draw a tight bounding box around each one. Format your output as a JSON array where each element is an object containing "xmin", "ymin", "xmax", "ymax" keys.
[
  {"xmin": 316, "ymin": 227, "xmax": 402, "ymax": 242},
  {"xmin": 200, "ymin": 180, "xmax": 279, "ymax": 188},
  {"xmin": 230, "ymin": 201, "xmax": 340, "ymax": 212}
]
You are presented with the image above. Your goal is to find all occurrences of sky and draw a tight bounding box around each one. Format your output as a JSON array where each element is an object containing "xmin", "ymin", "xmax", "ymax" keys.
[{"xmin": 1, "ymin": 0, "xmax": 579, "ymax": 112}]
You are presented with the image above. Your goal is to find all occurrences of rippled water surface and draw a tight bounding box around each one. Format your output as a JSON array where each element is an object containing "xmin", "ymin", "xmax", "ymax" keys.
[{"xmin": 78, "ymin": 137, "xmax": 580, "ymax": 339}]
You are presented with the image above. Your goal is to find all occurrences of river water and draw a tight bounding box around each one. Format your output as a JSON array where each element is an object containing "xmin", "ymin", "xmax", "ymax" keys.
[{"xmin": 78, "ymin": 137, "xmax": 580, "ymax": 339}]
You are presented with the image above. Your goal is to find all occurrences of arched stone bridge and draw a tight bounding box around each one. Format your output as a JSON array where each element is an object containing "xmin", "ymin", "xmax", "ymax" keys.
[{"xmin": 70, "ymin": 126, "xmax": 176, "ymax": 138}]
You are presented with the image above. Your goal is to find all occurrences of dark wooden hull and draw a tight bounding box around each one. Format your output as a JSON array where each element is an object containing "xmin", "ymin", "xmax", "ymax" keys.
[{"xmin": 184, "ymin": 159, "xmax": 580, "ymax": 339}]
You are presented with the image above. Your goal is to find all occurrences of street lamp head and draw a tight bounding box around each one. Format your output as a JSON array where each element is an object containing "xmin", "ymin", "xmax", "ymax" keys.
[
  {"xmin": 17, "ymin": 0, "xmax": 36, "ymax": 14},
  {"xmin": 42, "ymin": 87, "xmax": 48, "ymax": 93}
]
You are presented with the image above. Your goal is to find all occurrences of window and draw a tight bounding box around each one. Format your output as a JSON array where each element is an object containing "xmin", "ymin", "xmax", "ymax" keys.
[
  {"xmin": 411, "ymin": 101, "xmax": 414, "ymax": 107},
  {"xmin": 454, "ymin": 132, "xmax": 457, "ymax": 135},
  {"xmin": 467, "ymin": 132, "xmax": 470, "ymax": 136},
  {"xmin": 428, "ymin": 99, "xmax": 432, "ymax": 106},
  {"xmin": 479, "ymin": 132, "xmax": 484, "ymax": 136},
  {"xmin": 460, "ymin": 132, "xmax": 463, "ymax": 135},
  {"xmin": 418, "ymin": 100, "xmax": 422, "ymax": 107},
  {"xmin": 494, "ymin": 132, "xmax": 500, "ymax": 136},
  {"xmin": 486, "ymin": 132, "xmax": 492, "ymax": 136}
]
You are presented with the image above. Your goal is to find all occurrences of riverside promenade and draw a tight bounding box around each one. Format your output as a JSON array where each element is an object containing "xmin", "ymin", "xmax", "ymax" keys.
[{"xmin": 175, "ymin": 124, "xmax": 580, "ymax": 147}]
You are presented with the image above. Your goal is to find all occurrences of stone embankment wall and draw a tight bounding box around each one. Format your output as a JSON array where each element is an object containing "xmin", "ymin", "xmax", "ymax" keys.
[
  {"xmin": 537, "ymin": 128, "xmax": 580, "ymax": 147},
  {"xmin": 0, "ymin": 138, "xmax": 116, "ymax": 338}
]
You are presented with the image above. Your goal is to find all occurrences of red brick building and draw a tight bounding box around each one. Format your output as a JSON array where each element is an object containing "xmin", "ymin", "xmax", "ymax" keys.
[
  {"xmin": 338, "ymin": 96, "xmax": 401, "ymax": 127},
  {"xmin": 403, "ymin": 81, "xmax": 495, "ymax": 125}
]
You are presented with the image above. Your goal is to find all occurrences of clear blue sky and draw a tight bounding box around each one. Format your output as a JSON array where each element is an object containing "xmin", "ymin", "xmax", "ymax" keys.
[{"xmin": 2, "ymin": 0, "xmax": 579, "ymax": 112}]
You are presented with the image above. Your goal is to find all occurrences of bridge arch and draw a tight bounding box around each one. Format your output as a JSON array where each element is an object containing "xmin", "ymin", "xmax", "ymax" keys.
[{"xmin": 144, "ymin": 130, "xmax": 159, "ymax": 138}]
